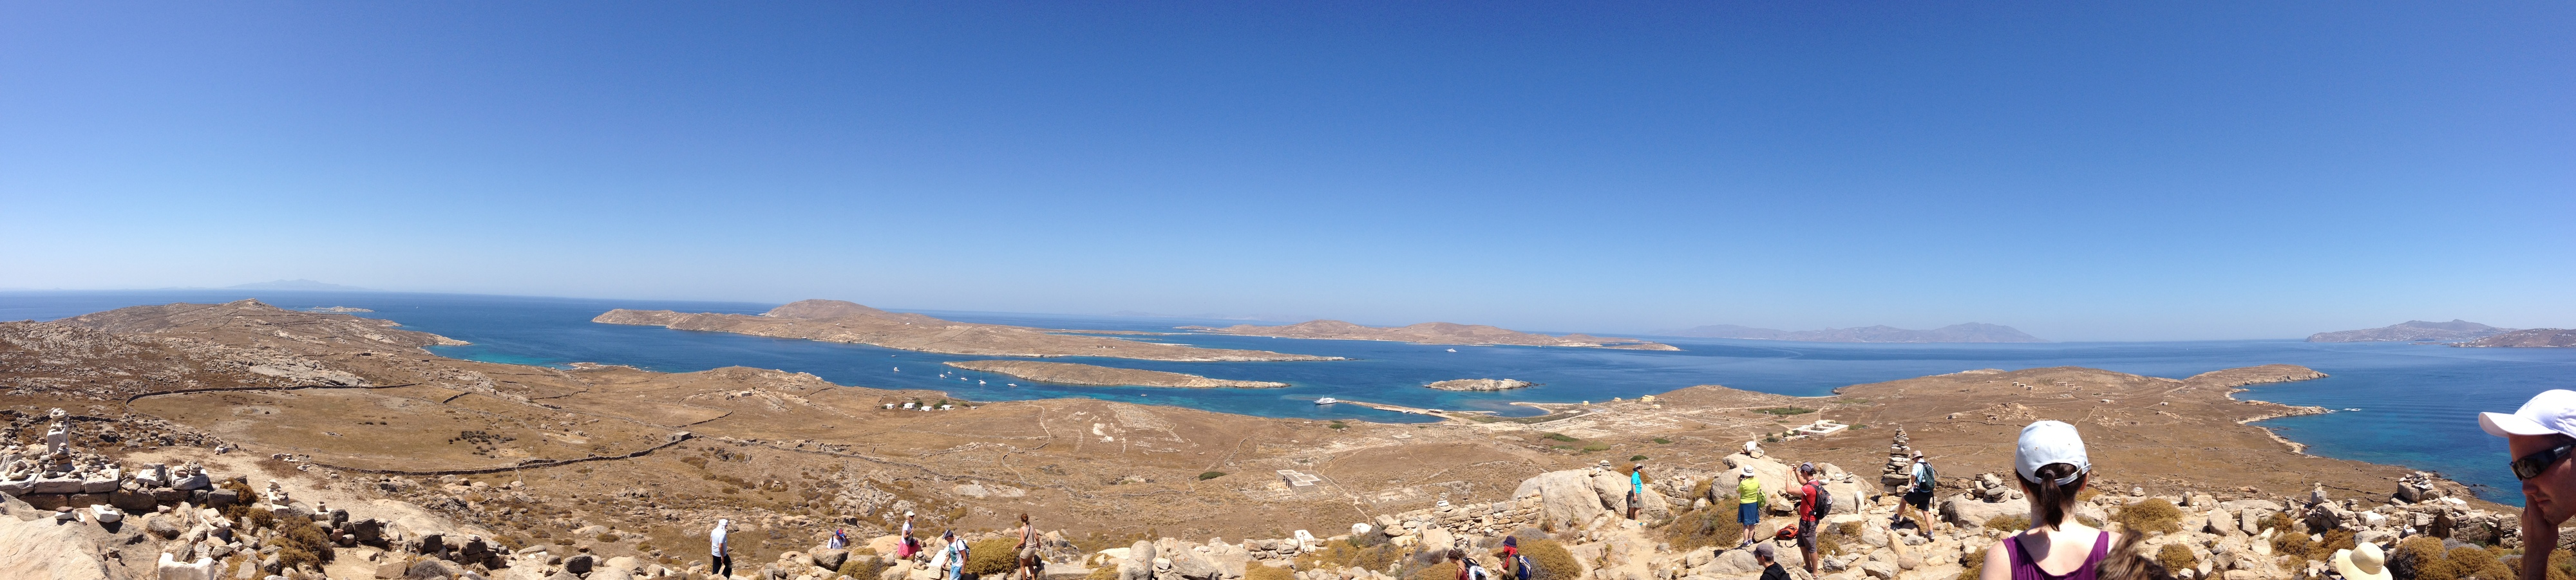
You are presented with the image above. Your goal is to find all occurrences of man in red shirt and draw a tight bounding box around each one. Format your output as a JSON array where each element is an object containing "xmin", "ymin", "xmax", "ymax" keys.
[{"xmin": 1795, "ymin": 463, "xmax": 1823, "ymax": 577}]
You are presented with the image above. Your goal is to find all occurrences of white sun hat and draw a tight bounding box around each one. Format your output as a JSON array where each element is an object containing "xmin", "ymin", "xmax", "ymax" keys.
[
  {"xmin": 2014, "ymin": 420, "xmax": 2090, "ymax": 485},
  {"xmin": 2333, "ymin": 543, "xmax": 2392, "ymax": 580},
  {"xmin": 2479, "ymin": 389, "xmax": 2576, "ymax": 438}
]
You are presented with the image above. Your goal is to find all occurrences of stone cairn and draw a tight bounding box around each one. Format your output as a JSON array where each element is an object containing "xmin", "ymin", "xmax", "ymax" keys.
[{"xmin": 1877, "ymin": 427, "xmax": 1915, "ymax": 491}]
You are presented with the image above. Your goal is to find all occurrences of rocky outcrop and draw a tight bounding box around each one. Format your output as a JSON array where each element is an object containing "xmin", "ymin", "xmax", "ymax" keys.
[
  {"xmin": 596, "ymin": 300, "xmax": 1339, "ymax": 361},
  {"xmin": 2307, "ymin": 320, "xmax": 2511, "ymax": 342},
  {"xmin": 1657, "ymin": 323, "xmax": 2047, "ymax": 343},
  {"xmin": 1186, "ymin": 320, "xmax": 1678, "ymax": 350},
  {"xmin": 2456, "ymin": 328, "xmax": 2576, "ymax": 348},
  {"xmin": 1423, "ymin": 379, "xmax": 1532, "ymax": 391},
  {"xmin": 943, "ymin": 360, "xmax": 1288, "ymax": 389}
]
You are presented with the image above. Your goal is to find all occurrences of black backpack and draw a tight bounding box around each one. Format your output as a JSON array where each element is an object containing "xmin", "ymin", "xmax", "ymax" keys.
[{"xmin": 1804, "ymin": 482, "xmax": 1832, "ymax": 518}]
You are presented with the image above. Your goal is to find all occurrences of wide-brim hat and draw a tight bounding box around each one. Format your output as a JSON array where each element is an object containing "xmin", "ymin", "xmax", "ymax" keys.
[
  {"xmin": 2335, "ymin": 543, "xmax": 2391, "ymax": 580},
  {"xmin": 1741, "ymin": 465, "xmax": 1757, "ymax": 476}
]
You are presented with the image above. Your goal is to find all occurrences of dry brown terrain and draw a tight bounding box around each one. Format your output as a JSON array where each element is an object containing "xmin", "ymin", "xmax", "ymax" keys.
[
  {"xmin": 942, "ymin": 360, "xmax": 1289, "ymax": 388},
  {"xmin": 1184, "ymin": 319, "xmax": 1680, "ymax": 350},
  {"xmin": 595, "ymin": 299, "xmax": 1340, "ymax": 361}
]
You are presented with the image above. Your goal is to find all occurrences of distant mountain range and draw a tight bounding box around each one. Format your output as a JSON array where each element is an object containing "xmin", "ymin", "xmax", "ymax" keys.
[
  {"xmin": 2306, "ymin": 320, "xmax": 2512, "ymax": 342},
  {"xmin": 1654, "ymin": 323, "xmax": 2045, "ymax": 343},
  {"xmin": 225, "ymin": 279, "xmax": 372, "ymax": 291}
]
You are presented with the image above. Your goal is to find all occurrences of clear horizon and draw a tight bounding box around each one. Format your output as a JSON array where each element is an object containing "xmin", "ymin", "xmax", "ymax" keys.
[{"xmin": 4, "ymin": 3, "xmax": 2570, "ymax": 341}]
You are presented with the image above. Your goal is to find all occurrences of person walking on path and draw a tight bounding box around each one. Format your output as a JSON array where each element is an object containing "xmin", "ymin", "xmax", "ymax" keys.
[
  {"xmin": 709, "ymin": 519, "xmax": 733, "ymax": 579},
  {"xmin": 1900, "ymin": 451, "xmax": 1936, "ymax": 530},
  {"xmin": 942, "ymin": 530, "xmax": 969, "ymax": 580},
  {"xmin": 1755, "ymin": 542, "xmax": 1792, "ymax": 580},
  {"xmin": 1627, "ymin": 463, "xmax": 1647, "ymax": 520},
  {"xmin": 1736, "ymin": 465, "xmax": 1763, "ymax": 548},
  {"xmin": 1795, "ymin": 463, "xmax": 1824, "ymax": 577},
  {"xmin": 2477, "ymin": 389, "xmax": 2576, "ymax": 580},
  {"xmin": 1016, "ymin": 513, "xmax": 1041, "ymax": 580},
  {"xmin": 1978, "ymin": 420, "xmax": 2123, "ymax": 580}
]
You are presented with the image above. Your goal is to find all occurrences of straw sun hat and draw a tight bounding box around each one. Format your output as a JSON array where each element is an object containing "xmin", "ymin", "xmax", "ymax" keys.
[{"xmin": 2333, "ymin": 543, "xmax": 2392, "ymax": 580}]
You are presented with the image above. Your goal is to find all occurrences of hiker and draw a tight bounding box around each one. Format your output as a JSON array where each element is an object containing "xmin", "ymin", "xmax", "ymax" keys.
[
  {"xmin": 1978, "ymin": 420, "xmax": 2125, "ymax": 580},
  {"xmin": 1627, "ymin": 463, "xmax": 1646, "ymax": 519},
  {"xmin": 899, "ymin": 511, "xmax": 921, "ymax": 561},
  {"xmin": 941, "ymin": 530, "xmax": 968, "ymax": 580},
  {"xmin": 1899, "ymin": 451, "xmax": 1935, "ymax": 530},
  {"xmin": 710, "ymin": 519, "xmax": 733, "ymax": 578},
  {"xmin": 1754, "ymin": 542, "xmax": 1792, "ymax": 580},
  {"xmin": 1016, "ymin": 513, "xmax": 1040, "ymax": 580},
  {"xmin": 1794, "ymin": 463, "xmax": 1825, "ymax": 577},
  {"xmin": 1736, "ymin": 465, "xmax": 1763, "ymax": 548},
  {"xmin": 1454, "ymin": 548, "xmax": 1490, "ymax": 580},
  {"xmin": 828, "ymin": 526, "xmax": 848, "ymax": 550},
  {"xmin": 2477, "ymin": 389, "xmax": 2576, "ymax": 580},
  {"xmin": 1497, "ymin": 536, "xmax": 1530, "ymax": 580}
]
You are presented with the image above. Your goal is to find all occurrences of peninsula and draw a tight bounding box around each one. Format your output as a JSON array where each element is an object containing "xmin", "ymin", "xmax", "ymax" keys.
[
  {"xmin": 1655, "ymin": 322, "xmax": 2045, "ymax": 342},
  {"xmin": 1182, "ymin": 319, "xmax": 1680, "ymax": 350},
  {"xmin": 943, "ymin": 360, "xmax": 1289, "ymax": 388},
  {"xmin": 594, "ymin": 299, "xmax": 1340, "ymax": 361},
  {"xmin": 2456, "ymin": 328, "xmax": 2576, "ymax": 348},
  {"xmin": 2307, "ymin": 319, "xmax": 2512, "ymax": 342},
  {"xmin": 1425, "ymin": 379, "xmax": 1533, "ymax": 391}
]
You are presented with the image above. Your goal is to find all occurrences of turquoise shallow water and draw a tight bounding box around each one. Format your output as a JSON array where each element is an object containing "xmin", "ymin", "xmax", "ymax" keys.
[{"xmin": 6, "ymin": 290, "xmax": 2571, "ymax": 504}]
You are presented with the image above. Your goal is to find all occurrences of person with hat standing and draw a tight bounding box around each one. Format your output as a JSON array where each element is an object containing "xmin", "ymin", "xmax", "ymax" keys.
[
  {"xmin": 2476, "ymin": 389, "xmax": 2576, "ymax": 580},
  {"xmin": 1979, "ymin": 420, "xmax": 2122, "ymax": 580},
  {"xmin": 1736, "ymin": 465, "xmax": 1764, "ymax": 549},
  {"xmin": 2333, "ymin": 543, "xmax": 2392, "ymax": 580}
]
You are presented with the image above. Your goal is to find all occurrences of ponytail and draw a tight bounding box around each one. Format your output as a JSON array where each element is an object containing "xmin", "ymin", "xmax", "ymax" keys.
[{"xmin": 2020, "ymin": 463, "xmax": 2087, "ymax": 527}]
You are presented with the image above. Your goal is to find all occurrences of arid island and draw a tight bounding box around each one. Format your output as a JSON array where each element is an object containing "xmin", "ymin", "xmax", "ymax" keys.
[
  {"xmin": 943, "ymin": 360, "xmax": 1289, "ymax": 389},
  {"xmin": 0, "ymin": 300, "xmax": 2519, "ymax": 580},
  {"xmin": 595, "ymin": 299, "xmax": 1341, "ymax": 361},
  {"xmin": 1184, "ymin": 319, "xmax": 1679, "ymax": 350}
]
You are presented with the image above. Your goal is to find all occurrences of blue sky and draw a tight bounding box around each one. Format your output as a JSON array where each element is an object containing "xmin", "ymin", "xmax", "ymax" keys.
[{"xmin": 2, "ymin": 2, "xmax": 2569, "ymax": 341}]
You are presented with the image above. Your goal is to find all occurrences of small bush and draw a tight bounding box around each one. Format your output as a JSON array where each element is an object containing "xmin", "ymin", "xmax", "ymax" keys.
[
  {"xmin": 1198, "ymin": 471, "xmax": 1227, "ymax": 480},
  {"xmin": 1542, "ymin": 433, "xmax": 1578, "ymax": 443},
  {"xmin": 1086, "ymin": 565, "xmax": 1121, "ymax": 580},
  {"xmin": 2271, "ymin": 530, "xmax": 2320, "ymax": 563},
  {"xmin": 1663, "ymin": 507, "xmax": 1743, "ymax": 552},
  {"xmin": 1246, "ymin": 564, "xmax": 1293, "ymax": 580},
  {"xmin": 1329, "ymin": 422, "xmax": 1349, "ymax": 430},
  {"xmin": 598, "ymin": 533, "xmax": 620, "ymax": 543},
  {"xmin": 1959, "ymin": 546, "xmax": 1987, "ymax": 580},
  {"xmin": 1404, "ymin": 561, "xmax": 1460, "ymax": 580},
  {"xmin": 2155, "ymin": 543, "xmax": 2196, "ymax": 572},
  {"xmin": 1629, "ymin": 455, "xmax": 1649, "ymax": 462},
  {"xmin": 2261, "ymin": 512, "xmax": 2297, "ymax": 535},
  {"xmin": 242, "ymin": 507, "xmax": 277, "ymax": 530},
  {"xmin": 1651, "ymin": 438, "xmax": 1672, "ymax": 444},
  {"xmin": 2110, "ymin": 498, "xmax": 2183, "ymax": 534},
  {"xmin": 1580, "ymin": 444, "xmax": 1610, "ymax": 453},
  {"xmin": 1985, "ymin": 515, "xmax": 2031, "ymax": 532},
  {"xmin": 1757, "ymin": 407, "xmax": 1816, "ymax": 416},
  {"xmin": 1512, "ymin": 536, "xmax": 1583, "ymax": 580},
  {"xmin": 839, "ymin": 556, "xmax": 891, "ymax": 579},
  {"xmin": 272, "ymin": 512, "xmax": 335, "ymax": 571},
  {"xmin": 1297, "ymin": 539, "xmax": 1403, "ymax": 573},
  {"xmin": 964, "ymin": 538, "xmax": 1021, "ymax": 576}
]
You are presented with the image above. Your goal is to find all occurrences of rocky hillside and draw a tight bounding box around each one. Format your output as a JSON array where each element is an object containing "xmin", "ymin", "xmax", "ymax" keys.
[
  {"xmin": 1186, "ymin": 320, "xmax": 1679, "ymax": 350},
  {"xmin": 2306, "ymin": 320, "xmax": 2511, "ymax": 342},
  {"xmin": 596, "ymin": 299, "xmax": 1340, "ymax": 361},
  {"xmin": 2454, "ymin": 328, "xmax": 2576, "ymax": 348},
  {"xmin": 942, "ymin": 360, "xmax": 1288, "ymax": 388},
  {"xmin": 1659, "ymin": 323, "xmax": 2045, "ymax": 343}
]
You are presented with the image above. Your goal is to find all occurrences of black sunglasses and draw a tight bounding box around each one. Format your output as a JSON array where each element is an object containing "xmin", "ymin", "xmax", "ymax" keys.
[{"xmin": 2513, "ymin": 443, "xmax": 2576, "ymax": 480}]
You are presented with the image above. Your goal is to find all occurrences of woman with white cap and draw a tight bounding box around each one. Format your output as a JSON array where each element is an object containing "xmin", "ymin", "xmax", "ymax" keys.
[
  {"xmin": 1736, "ymin": 465, "xmax": 1763, "ymax": 548},
  {"xmin": 1980, "ymin": 420, "xmax": 2120, "ymax": 580}
]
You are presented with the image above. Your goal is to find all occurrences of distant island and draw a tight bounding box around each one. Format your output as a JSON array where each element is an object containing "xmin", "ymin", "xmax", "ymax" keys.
[
  {"xmin": 1656, "ymin": 323, "xmax": 2045, "ymax": 343},
  {"xmin": 1425, "ymin": 379, "xmax": 1533, "ymax": 391},
  {"xmin": 303, "ymin": 306, "xmax": 374, "ymax": 313},
  {"xmin": 595, "ymin": 299, "xmax": 1341, "ymax": 362},
  {"xmin": 1180, "ymin": 319, "xmax": 1680, "ymax": 350},
  {"xmin": 2456, "ymin": 329, "xmax": 2576, "ymax": 348},
  {"xmin": 2307, "ymin": 320, "xmax": 2514, "ymax": 342},
  {"xmin": 944, "ymin": 360, "xmax": 1289, "ymax": 388},
  {"xmin": 227, "ymin": 279, "xmax": 372, "ymax": 291}
]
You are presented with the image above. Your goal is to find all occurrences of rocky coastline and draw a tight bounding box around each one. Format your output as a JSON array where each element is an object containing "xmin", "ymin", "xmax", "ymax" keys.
[
  {"xmin": 942, "ymin": 360, "xmax": 1289, "ymax": 389},
  {"xmin": 1185, "ymin": 319, "xmax": 1679, "ymax": 350},
  {"xmin": 1423, "ymin": 379, "xmax": 1533, "ymax": 391},
  {"xmin": 2454, "ymin": 328, "xmax": 2576, "ymax": 348}
]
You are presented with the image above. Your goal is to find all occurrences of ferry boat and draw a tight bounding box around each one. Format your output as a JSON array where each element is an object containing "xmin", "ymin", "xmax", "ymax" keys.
[{"xmin": 1314, "ymin": 397, "xmax": 1339, "ymax": 405}]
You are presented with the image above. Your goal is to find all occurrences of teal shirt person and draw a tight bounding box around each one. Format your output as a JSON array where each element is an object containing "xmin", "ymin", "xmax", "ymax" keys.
[{"xmin": 1631, "ymin": 470, "xmax": 1643, "ymax": 494}]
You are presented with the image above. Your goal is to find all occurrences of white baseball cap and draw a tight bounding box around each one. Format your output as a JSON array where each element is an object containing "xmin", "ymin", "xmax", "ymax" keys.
[
  {"xmin": 2480, "ymin": 390, "xmax": 2576, "ymax": 439},
  {"xmin": 2014, "ymin": 420, "xmax": 2090, "ymax": 486}
]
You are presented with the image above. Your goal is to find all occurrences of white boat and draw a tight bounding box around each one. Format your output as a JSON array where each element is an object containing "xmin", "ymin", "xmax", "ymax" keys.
[
  {"xmin": 1445, "ymin": 348, "xmax": 1457, "ymax": 352},
  {"xmin": 1314, "ymin": 397, "xmax": 1339, "ymax": 405}
]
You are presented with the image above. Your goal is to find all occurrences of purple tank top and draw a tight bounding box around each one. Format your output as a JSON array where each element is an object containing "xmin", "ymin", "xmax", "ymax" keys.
[{"xmin": 2005, "ymin": 531, "xmax": 2110, "ymax": 580}]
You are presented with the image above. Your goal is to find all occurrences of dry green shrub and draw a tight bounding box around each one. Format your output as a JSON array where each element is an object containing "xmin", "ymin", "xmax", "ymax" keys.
[
  {"xmin": 1662, "ymin": 507, "xmax": 1743, "ymax": 552},
  {"xmin": 242, "ymin": 507, "xmax": 277, "ymax": 530},
  {"xmin": 1985, "ymin": 515, "xmax": 2032, "ymax": 532},
  {"xmin": 1245, "ymin": 563, "xmax": 1293, "ymax": 580},
  {"xmin": 2155, "ymin": 543, "xmax": 2195, "ymax": 572},
  {"xmin": 598, "ymin": 533, "xmax": 620, "ymax": 543},
  {"xmin": 2261, "ymin": 512, "xmax": 2297, "ymax": 535},
  {"xmin": 1512, "ymin": 536, "xmax": 1582, "ymax": 580},
  {"xmin": 2111, "ymin": 499, "xmax": 2183, "ymax": 534},
  {"xmin": 1298, "ymin": 539, "xmax": 1404, "ymax": 574},
  {"xmin": 272, "ymin": 512, "xmax": 335, "ymax": 571},
  {"xmin": 2271, "ymin": 530, "xmax": 2320, "ymax": 562},
  {"xmin": 2319, "ymin": 529, "xmax": 2356, "ymax": 554},
  {"xmin": 1404, "ymin": 561, "xmax": 1461, "ymax": 580},
  {"xmin": 1086, "ymin": 565, "xmax": 1121, "ymax": 580},
  {"xmin": 2432, "ymin": 546, "xmax": 2514, "ymax": 580},
  {"xmin": 215, "ymin": 480, "xmax": 261, "ymax": 521},
  {"xmin": 1959, "ymin": 547, "xmax": 1987, "ymax": 580},
  {"xmin": 964, "ymin": 538, "xmax": 1021, "ymax": 576},
  {"xmin": 838, "ymin": 556, "xmax": 891, "ymax": 579}
]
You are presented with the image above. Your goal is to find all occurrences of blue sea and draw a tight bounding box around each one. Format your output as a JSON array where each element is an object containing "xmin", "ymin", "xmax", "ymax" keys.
[{"xmin": 6, "ymin": 290, "xmax": 2571, "ymax": 504}]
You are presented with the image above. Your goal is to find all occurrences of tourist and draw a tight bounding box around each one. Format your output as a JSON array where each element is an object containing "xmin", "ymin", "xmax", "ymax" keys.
[
  {"xmin": 1795, "ymin": 463, "xmax": 1824, "ymax": 577},
  {"xmin": 943, "ymin": 530, "xmax": 968, "ymax": 580},
  {"xmin": 1900, "ymin": 451, "xmax": 1935, "ymax": 530},
  {"xmin": 900, "ymin": 511, "xmax": 921, "ymax": 561},
  {"xmin": 1736, "ymin": 465, "xmax": 1763, "ymax": 549},
  {"xmin": 710, "ymin": 519, "xmax": 733, "ymax": 579},
  {"xmin": 1497, "ymin": 536, "xmax": 1527, "ymax": 580},
  {"xmin": 2476, "ymin": 389, "xmax": 2576, "ymax": 580},
  {"xmin": 1627, "ymin": 463, "xmax": 1646, "ymax": 520},
  {"xmin": 1978, "ymin": 420, "xmax": 2123, "ymax": 580},
  {"xmin": 1754, "ymin": 542, "xmax": 1791, "ymax": 580},
  {"xmin": 1016, "ymin": 513, "xmax": 1040, "ymax": 580}
]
